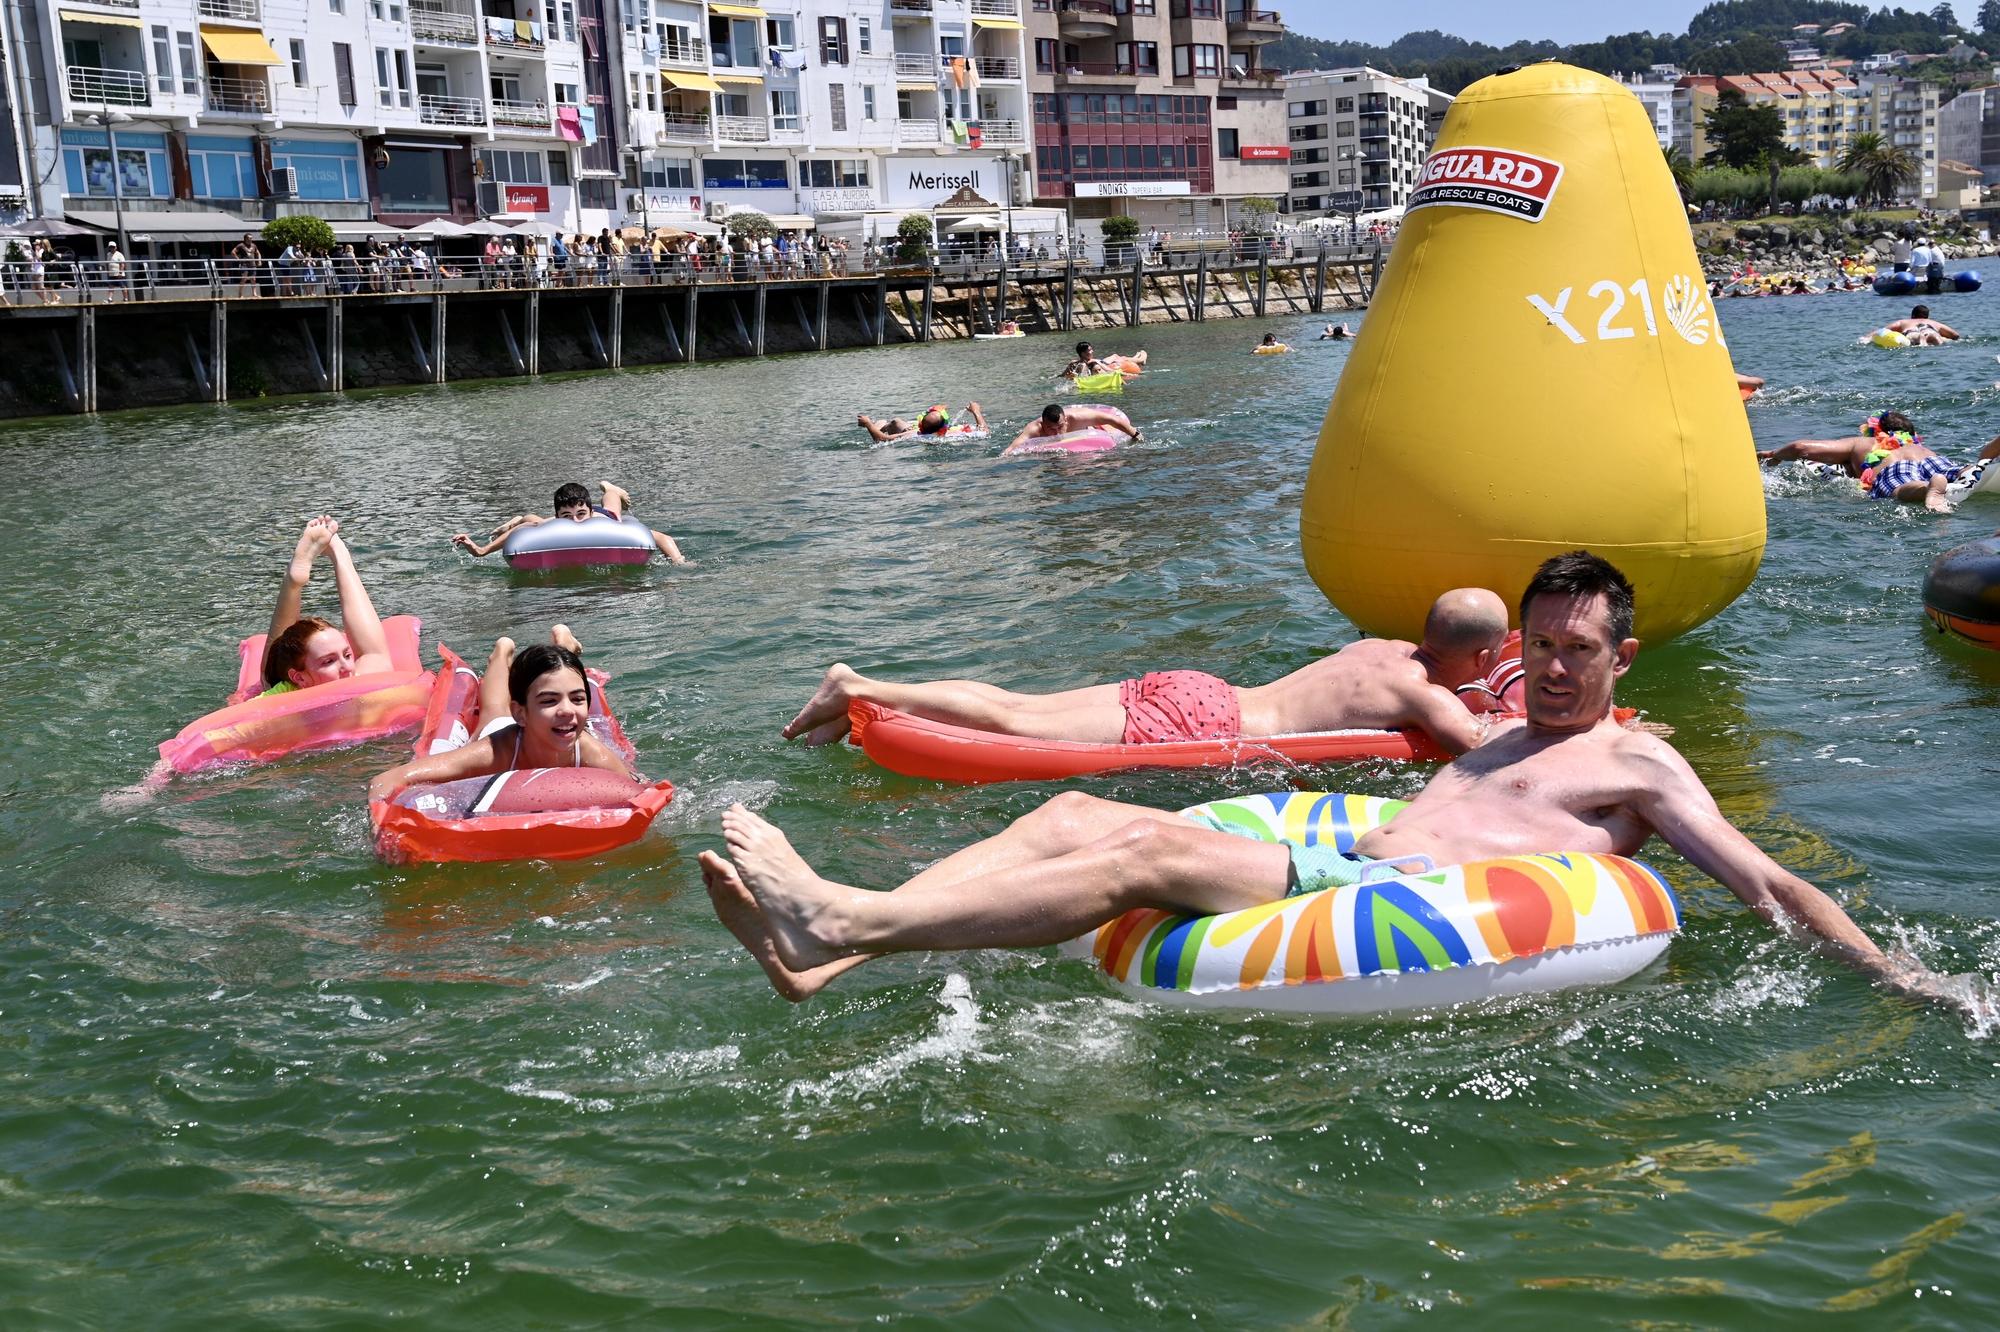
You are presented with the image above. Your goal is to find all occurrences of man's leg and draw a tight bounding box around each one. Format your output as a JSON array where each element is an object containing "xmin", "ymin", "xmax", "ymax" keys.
[
  {"xmin": 718, "ymin": 802, "xmax": 1291, "ymax": 973},
  {"xmin": 1892, "ymin": 473, "xmax": 1953, "ymax": 512},
  {"xmin": 783, "ymin": 662, "xmax": 1125, "ymax": 745}
]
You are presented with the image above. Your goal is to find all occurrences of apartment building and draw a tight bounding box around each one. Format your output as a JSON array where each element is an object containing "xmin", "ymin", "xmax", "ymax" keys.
[
  {"xmin": 1940, "ymin": 84, "xmax": 2000, "ymax": 186},
  {"xmin": 1671, "ymin": 69, "xmax": 1940, "ymax": 201},
  {"xmin": 1024, "ymin": 0, "xmax": 1289, "ymax": 234},
  {"xmin": 3, "ymin": 0, "xmax": 1038, "ymax": 243},
  {"xmin": 1279, "ymin": 66, "xmax": 1446, "ymax": 216},
  {"xmin": 1614, "ymin": 65, "xmax": 1680, "ymax": 149}
]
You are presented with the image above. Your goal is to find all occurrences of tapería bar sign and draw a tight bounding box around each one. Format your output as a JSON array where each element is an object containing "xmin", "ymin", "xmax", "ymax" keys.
[
  {"xmin": 1073, "ymin": 181, "xmax": 1192, "ymax": 198},
  {"xmin": 1239, "ymin": 145, "xmax": 1290, "ymax": 161},
  {"xmin": 1408, "ymin": 146, "xmax": 1564, "ymax": 222}
]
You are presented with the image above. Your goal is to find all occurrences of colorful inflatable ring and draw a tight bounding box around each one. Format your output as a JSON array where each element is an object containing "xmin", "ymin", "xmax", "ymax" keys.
[
  {"xmin": 502, "ymin": 515, "xmax": 655, "ymax": 571},
  {"xmin": 1070, "ymin": 371, "xmax": 1128, "ymax": 396},
  {"xmin": 370, "ymin": 645, "xmax": 674, "ymax": 863},
  {"xmin": 1101, "ymin": 354, "xmax": 1144, "ymax": 375},
  {"xmin": 973, "ymin": 331, "xmax": 1026, "ymax": 339},
  {"xmin": 158, "ymin": 615, "xmax": 433, "ymax": 774},
  {"xmin": 1252, "ymin": 344, "xmax": 1291, "ymax": 355},
  {"xmin": 1868, "ymin": 328, "xmax": 1910, "ymax": 349},
  {"xmin": 1004, "ymin": 404, "xmax": 1131, "ymax": 456},
  {"xmin": 1923, "ymin": 534, "xmax": 2000, "ymax": 651},
  {"xmin": 1061, "ymin": 790, "xmax": 1681, "ymax": 1014},
  {"xmin": 847, "ymin": 700, "xmax": 1449, "ymax": 783}
]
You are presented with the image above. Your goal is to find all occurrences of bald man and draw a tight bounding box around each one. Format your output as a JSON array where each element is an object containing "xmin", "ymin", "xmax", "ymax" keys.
[{"xmin": 782, "ymin": 589, "xmax": 1511, "ymax": 755}]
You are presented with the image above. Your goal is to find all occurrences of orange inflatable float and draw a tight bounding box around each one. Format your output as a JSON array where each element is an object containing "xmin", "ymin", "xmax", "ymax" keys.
[
  {"xmin": 370, "ymin": 645, "xmax": 674, "ymax": 863},
  {"xmin": 158, "ymin": 615, "xmax": 433, "ymax": 774}
]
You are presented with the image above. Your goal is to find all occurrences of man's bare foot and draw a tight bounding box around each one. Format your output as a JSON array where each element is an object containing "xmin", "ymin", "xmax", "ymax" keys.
[
  {"xmin": 700, "ymin": 850, "xmax": 819, "ymax": 1002},
  {"xmin": 1926, "ymin": 488, "xmax": 1953, "ymax": 514},
  {"xmin": 783, "ymin": 662, "xmax": 860, "ymax": 740},
  {"xmin": 550, "ymin": 623, "xmax": 581, "ymax": 654},
  {"xmin": 720, "ymin": 804, "xmax": 847, "ymax": 972}
]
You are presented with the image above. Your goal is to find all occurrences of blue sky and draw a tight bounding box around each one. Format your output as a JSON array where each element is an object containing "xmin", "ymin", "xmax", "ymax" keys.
[{"xmin": 1287, "ymin": 0, "xmax": 1714, "ymax": 47}]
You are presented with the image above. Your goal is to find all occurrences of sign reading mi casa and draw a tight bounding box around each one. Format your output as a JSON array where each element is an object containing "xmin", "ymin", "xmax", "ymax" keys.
[{"xmin": 880, "ymin": 155, "xmax": 1009, "ymax": 207}]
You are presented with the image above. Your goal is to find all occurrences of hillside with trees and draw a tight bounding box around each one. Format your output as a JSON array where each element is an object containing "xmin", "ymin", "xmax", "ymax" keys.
[{"xmin": 1271, "ymin": 1, "xmax": 1981, "ymax": 93}]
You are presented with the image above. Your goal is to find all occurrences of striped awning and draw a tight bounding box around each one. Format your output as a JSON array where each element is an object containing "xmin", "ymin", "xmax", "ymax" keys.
[
  {"xmin": 60, "ymin": 8, "xmax": 142, "ymax": 26},
  {"xmin": 713, "ymin": 71, "xmax": 764, "ymax": 84}
]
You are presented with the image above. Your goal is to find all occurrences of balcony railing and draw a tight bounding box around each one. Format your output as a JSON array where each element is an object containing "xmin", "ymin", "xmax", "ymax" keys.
[
  {"xmin": 1057, "ymin": 60, "xmax": 1139, "ymax": 78},
  {"xmin": 978, "ymin": 117, "xmax": 1025, "ymax": 144},
  {"xmin": 1360, "ymin": 146, "xmax": 1390, "ymax": 162},
  {"xmin": 63, "ymin": 0, "xmax": 139, "ymax": 7},
  {"xmin": 65, "ymin": 64, "xmax": 149, "ymax": 106},
  {"xmin": 484, "ymin": 19, "xmax": 545, "ymax": 53},
  {"xmin": 1057, "ymin": 0, "xmax": 1118, "ymax": 20},
  {"xmin": 1227, "ymin": 7, "xmax": 1279, "ymax": 20},
  {"xmin": 659, "ymin": 34, "xmax": 707, "ymax": 67},
  {"xmin": 897, "ymin": 117, "xmax": 942, "ymax": 143},
  {"xmin": 409, "ymin": 0, "xmax": 479, "ymax": 45},
  {"xmin": 974, "ymin": 56, "xmax": 1020, "ymax": 79},
  {"xmin": 1223, "ymin": 66, "xmax": 1278, "ymax": 84},
  {"xmin": 418, "ymin": 91, "xmax": 486, "ymax": 124},
  {"xmin": 656, "ymin": 112, "xmax": 711, "ymax": 142},
  {"xmin": 893, "ymin": 52, "xmax": 932, "ymax": 78},
  {"xmin": 197, "ymin": 0, "xmax": 260, "ymax": 20},
  {"xmin": 890, "ymin": 0, "xmax": 933, "ymax": 13},
  {"xmin": 970, "ymin": 0, "xmax": 1021, "ymax": 14},
  {"xmin": 205, "ymin": 75, "xmax": 269, "ymax": 113},
  {"xmin": 491, "ymin": 97, "xmax": 551, "ymax": 127},
  {"xmin": 716, "ymin": 113, "xmax": 768, "ymax": 141}
]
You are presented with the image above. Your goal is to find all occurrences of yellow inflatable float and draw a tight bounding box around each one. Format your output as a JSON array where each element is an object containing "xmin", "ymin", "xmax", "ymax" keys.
[{"xmin": 1300, "ymin": 63, "xmax": 1765, "ymax": 643}]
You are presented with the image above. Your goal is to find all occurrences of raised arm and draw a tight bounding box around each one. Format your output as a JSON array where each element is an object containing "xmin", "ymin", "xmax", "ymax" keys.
[
  {"xmin": 1757, "ymin": 436, "xmax": 1862, "ymax": 466},
  {"xmin": 327, "ymin": 533, "xmax": 392, "ymax": 671},
  {"xmin": 267, "ymin": 517, "xmax": 336, "ymax": 648},
  {"xmin": 856, "ymin": 413, "xmax": 901, "ymax": 443},
  {"xmin": 599, "ymin": 481, "xmax": 631, "ymax": 517},
  {"xmin": 1076, "ymin": 407, "xmax": 1140, "ymax": 440}
]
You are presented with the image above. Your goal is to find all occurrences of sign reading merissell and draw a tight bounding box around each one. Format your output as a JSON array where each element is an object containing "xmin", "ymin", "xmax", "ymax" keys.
[{"xmin": 880, "ymin": 155, "xmax": 1006, "ymax": 207}]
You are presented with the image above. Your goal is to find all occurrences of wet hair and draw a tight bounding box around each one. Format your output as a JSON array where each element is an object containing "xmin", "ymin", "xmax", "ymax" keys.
[
  {"xmin": 1877, "ymin": 410, "xmax": 1916, "ymax": 436},
  {"xmin": 1261, "ymin": 333, "xmax": 1277, "ymax": 343},
  {"xmin": 1911, "ymin": 304, "xmax": 1930, "ymax": 319},
  {"xmin": 552, "ymin": 482, "xmax": 591, "ymax": 512},
  {"xmin": 265, "ymin": 615, "xmax": 337, "ymax": 686},
  {"xmin": 509, "ymin": 643, "xmax": 588, "ymax": 705},
  {"xmin": 1521, "ymin": 552, "xmax": 1635, "ymax": 644},
  {"xmin": 1040, "ymin": 404, "xmax": 1064, "ymax": 427},
  {"xmin": 1074, "ymin": 341, "xmax": 1092, "ymax": 358}
]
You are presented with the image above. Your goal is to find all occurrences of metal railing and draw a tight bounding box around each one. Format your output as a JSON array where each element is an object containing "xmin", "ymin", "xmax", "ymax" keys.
[
  {"xmin": 491, "ymin": 97, "xmax": 551, "ymax": 127},
  {"xmin": 65, "ymin": 65, "xmax": 149, "ymax": 106},
  {"xmin": 973, "ymin": 56, "xmax": 1020, "ymax": 79},
  {"xmin": 1227, "ymin": 6, "xmax": 1280, "ymax": 20},
  {"xmin": 205, "ymin": 75, "xmax": 270, "ymax": 113},
  {"xmin": 893, "ymin": 52, "xmax": 932, "ymax": 78},
  {"xmin": 485, "ymin": 23, "xmax": 545, "ymax": 52},
  {"xmin": 656, "ymin": 112, "xmax": 711, "ymax": 142},
  {"xmin": 659, "ymin": 34, "xmax": 707, "ymax": 66},
  {"xmin": 419, "ymin": 92, "xmax": 486, "ymax": 124},
  {"xmin": 1057, "ymin": 0, "xmax": 1117, "ymax": 18},
  {"xmin": 889, "ymin": 0, "xmax": 933, "ymax": 12},
  {"xmin": 409, "ymin": 0, "xmax": 479, "ymax": 45},
  {"xmin": 1056, "ymin": 60, "xmax": 1138, "ymax": 77},
  {"xmin": 716, "ymin": 114, "xmax": 768, "ymax": 141},
  {"xmin": 197, "ymin": 0, "xmax": 260, "ymax": 19},
  {"xmin": 978, "ymin": 118, "xmax": 1026, "ymax": 144},
  {"xmin": 970, "ymin": 0, "xmax": 1021, "ymax": 14},
  {"xmin": 896, "ymin": 118, "xmax": 941, "ymax": 143}
]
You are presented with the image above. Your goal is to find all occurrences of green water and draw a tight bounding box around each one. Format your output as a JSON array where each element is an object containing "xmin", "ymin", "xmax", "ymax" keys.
[{"xmin": 3, "ymin": 298, "xmax": 1999, "ymax": 1327}]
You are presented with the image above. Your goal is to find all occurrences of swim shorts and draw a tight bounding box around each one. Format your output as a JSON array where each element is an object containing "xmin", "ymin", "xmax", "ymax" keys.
[
  {"xmin": 1456, "ymin": 630, "xmax": 1525, "ymax": 713},
  {"xmin": 1118, "ymin": 670, "xmax": 1242, "ymax": 745},
  {"xmin": 1869, "ymin": 455, "xmax": 1959, "ymax": 499},
  {"xmin": 1179, "ymin": 805, "xmax": 1369, "ymax": 897}
]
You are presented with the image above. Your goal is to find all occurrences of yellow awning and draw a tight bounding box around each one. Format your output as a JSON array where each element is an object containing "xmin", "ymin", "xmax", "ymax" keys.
[
  {"xmin": 663, "ymin": 70, "xmax": 723, "ymax": 93},
  {"xmin": 897, "ymin": 81, "xmax": 935, "ymax": 91},
  {"xmin": 714, "ymin": 71, "xmax": 764, "ymax": 84},
  {"xmin": 199, "ymin": 27, "xmax": 284, "ymax": 65},
  {"xmin": 972, "ymin": 16, "xmax": 1025, "ymax": 29},
  {"xmin": 60, "ymin": 8, "xmax": 143, "ymax": 25},
  {"xmin": 708, "ymin": 3, "xmax": 766, "ymax": 16}
]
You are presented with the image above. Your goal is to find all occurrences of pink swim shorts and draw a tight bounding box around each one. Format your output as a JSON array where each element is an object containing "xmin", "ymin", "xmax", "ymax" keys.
[{"xmin": 1117, "ymin": 670, "xmax": 1242, "ymax": 745}]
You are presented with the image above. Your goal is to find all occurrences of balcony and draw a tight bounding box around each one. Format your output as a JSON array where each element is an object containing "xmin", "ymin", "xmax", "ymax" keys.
[
  {"xmin": 419, "ymin": 91, "xmax": 487, "ymax": 124},
  {"xmin": 484, "ymin": 17, "xmax": 545, "ymax": 54},
  {"xmin": 656, "ymin": 112, "xmax": 711, "ymax": 142},
  {"xmin": 893, "ymin": 51, "xmax": 932, "ymax": 78},
  {"xmin": 716, "ymin": 113, "xmax": 768, "ymax": 142},
  {"xmin": 205, "ymin": 75, "xmax": 269, "ymax": 114},
  {"xmin": 890, "ymin": 0, "xmax": 933, "ymax": 16},
  {"xmin": 1360, "ymin": 146, "xmax": 1389, "ymax": 162},
  {"xmin": 973, "ymin": 55, "xmax": 1020, "ymax": 79},
  {"xmin": 198, "ymin": 0, "xmax": 260, "ymax": 20},
  {"xmin": 1222, "ymin": 65, "xmax": 1278, "ymax": 88},
  {"xmin": 978, "ymin": 117, "xmax": 1026, "ymax": 144},
  {"xmin": 410, "ymin": 0, "xmax": 479, "ymax": 46},
  {"xmin": 659, "ymin": 34, "xmax": 707, "ymax": 68},
  {"xmin": 1359, "ymin": 94, "xmax": 1389, "ymax": 112},
  {"xmin": 65, "ymin": 64, "xmax": 149, "ymax": 106},
  {"xmin": 1225, "ymin": 7, "xmax": 1281, "ymax": 42},
  {"xmin": 1358, "ymin": 120, "xmax": 1389, "ymax": 140},
  {"xmin": 1058, "ymin": 0, "xmax": 1118, "ymax": 37},
  {"xmin": 62, "ymin": 0, "xmax": 139, "ymax": 7},
  {"xmin": 970, "ymin": 0, "xmax": 1021, "ymax": 14},
  {"xmin": 1055, "ymin": 60, "xmax": 1140, "ymax": 80},
  {"xmin": 491, "ymin": 97, "xmax": 551, "ymax": 127},
  {"xmin": 897, "ymin": 117, "xmax": 942, "ymax": 143}
]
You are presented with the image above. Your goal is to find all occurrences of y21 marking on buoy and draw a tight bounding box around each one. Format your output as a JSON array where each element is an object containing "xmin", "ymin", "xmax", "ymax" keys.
[{"xmin": 1526, "ymin": 276, "xmax": 1720, "ymax": 348}]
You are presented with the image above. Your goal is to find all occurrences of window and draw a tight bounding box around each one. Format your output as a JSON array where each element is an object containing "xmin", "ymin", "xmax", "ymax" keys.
[
  {"xmin": 1334, "ymin": 96, "xmax": 1353, "ymax": 112},
  {"xmin": 770, "ymin": 88, "xmax": 799, "ymax": 131},
  {"xmin": 330, "ymin": 0, "xmax": 344, "ymax": 10},
  {"xmin": 544, "ymin": 0, "xmax": 576, "ymax": 43},
  {"xmin": 176, "ymin": 31, "xmax": 200, "ymax": 95},
  {"xmin": 701, "ymin": 157, "xmax": 789, "ymax": 188},
  {"xmin": 1114, "ymin": 41, "xmax": 1157, "ymax": 72},
  {"xmin": 1334, "ymin": 120, "xmax": 1352, "ymax": 136},
  {"xmin": 151, "ymin": 25, "xmax": 172, "ymax": 93},
  {"xmin": 187, "ymin": 141, "xmax": 257, "ymax": 199},
  {"xmin": 289, "ymin": 39, "xmax": 307, "ymax": 85},
  {"xmin": 862, "ymin": 84, "xmax": 877, "ymax": 120},
  {"xmin": 856, "ymin": 17, "xmax": 871, "ymax": 53},
  {"xmin": 554, "ymin": 82, "xmax": 579, "ymax": 105},
  {"xmin": 1336, "ymin": 167, "xmax": 1353, "ymax": 184},
  {"xmin": 61, "ymin": 133, "xmax": 169, "ymax": 199},
  {"xmin": 1189, "ymin": 0, "xmax": 1219, "ymax": 15},
  {"xmin": 333, "ymin": 43, "xmax": 356, "ymax": 106},
  {"xmin": 765, "ymin": 16, "xmax": 794, "ymax": 50},
  {"xmin": 710, "ymin": 15, "xmax": 759, "ymax": 67},
  {"xmin": 819, "ymin": 16, "xmax": 848, "ymax": 65},
  {"xmin": 1288, "ymin": 123, "xmax": 1326, "ymax": 141},
  {"xmin": 803, "ymin": 158, "xmax": 870, "ymax": 188},
  {"xmin": 370, "ymin": 0, "xmax": 404, "ymax": 19},
  {"xmin": 828, "ymin": 82, "xmax": 846, "ymax": 132},
  {"xmin": 579, "ymin": 176, "xmax": 617, "ymax": 208},
  {"xmin": 940, "ymin": 33, "xmax": 964, "ymax": 57},
  {"xmin": 1219, "ymin": 127, "xmax": 1238, "ymax": 157},
  {"xmin": 479, "ymin": 148, "xmax": 546, "ymax": 183},
  {"xmin": 547, "ymin": 150, "xmax": 571, "ymax": 185},
  {"xmin": 642, "ymin": 156, "xmax": 694, "ymax": 189},
  {"xmin": 1035, "ymin": 38, "xmax": 1057, "ymax": 72}
]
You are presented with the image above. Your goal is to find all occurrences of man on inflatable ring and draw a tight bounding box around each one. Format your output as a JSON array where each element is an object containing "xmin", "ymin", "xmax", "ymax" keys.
[{"xmin": 706, "ymin": 552, "xmax": 1990, "ymax": 1018}]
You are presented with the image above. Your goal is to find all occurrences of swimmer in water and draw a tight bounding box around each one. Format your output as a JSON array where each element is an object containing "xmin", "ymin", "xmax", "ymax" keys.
[
  {"xmin": 1255, "ymin": 333, "xmax": 1291, "ymax": 353},
  {"xmin": 1317, "ymin": 323, "xmax": 1351, "ymax": 340},
  {"xmin": 367, "ymin": 626, "xmax": 637, "ymax": 802},
  {"xmin": 453, "ymin": 481, "xmax": 689, "ymax": 564},
  {"xmin": 259, "ymin": 516, "xmax": 397, "ymax": 697},
  {"xmin": 1885, "ymin": 305, "xmax": 1960, "ymax": 344},
  {"xmin": 1008, "ymin": 403, "xmax": 1142, "ymax": 451},
  {"xmin": 857, "ymin": 402, "xmax": 988, "ymax": 442},
  {"xmin": 1061, "ymin": 341, "xmax": 1147, "ymax": 379}
]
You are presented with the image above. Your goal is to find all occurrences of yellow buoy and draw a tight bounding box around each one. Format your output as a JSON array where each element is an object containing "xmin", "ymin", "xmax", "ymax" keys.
[{"xmin": 1300, "ymin": 62, "xmax": 1765, "ymax": 643}]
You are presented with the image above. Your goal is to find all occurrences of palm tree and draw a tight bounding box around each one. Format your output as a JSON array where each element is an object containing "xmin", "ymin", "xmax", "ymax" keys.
[
  {"xmin": 1662, "ymin": 144, "xmax": 1696, "ymax": 202},
  {"xmin": 1839, "ymin": 132, "xmax": 1921, "ymax": 207}
]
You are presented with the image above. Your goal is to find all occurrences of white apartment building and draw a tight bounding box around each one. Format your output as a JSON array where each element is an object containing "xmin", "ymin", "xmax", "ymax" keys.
[
  {"xmin": 4, "ymin": 0, "xmax": 1036, "ymax": 243},
  {"xmin": 1279, "ymin": 67, "xmax": 1446, "ymax": 216},
  {"xmin": 1615, "ymin": 67, "xmax": 1678, "ymax": 149}
]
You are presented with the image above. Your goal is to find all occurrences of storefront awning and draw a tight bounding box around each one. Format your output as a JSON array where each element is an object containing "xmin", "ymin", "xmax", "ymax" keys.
[
  {"xmin": 713, "ymin": 71, "xmax": 764, "ymax": 84},
  {"xmin": 60, "ymin": 9, "xmax": 142, "ymax": 27},
  {"xmin": 199, "ymin": 27, "xmax": 284, "ymax": 65},
  {"xmin": 66, "ymin": 207, "xmax": 258, "ymax": 241},
  {"xmin": 708, "ymin": 3, "xmax": 766, "ymax": 16},
  {"xmin": 663, "ymin": 70, "xmax": 723, "ymax": 93},
  {"xmin": 971, "ymin": 16, "xmax": 1024, "ymax": 29}
]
